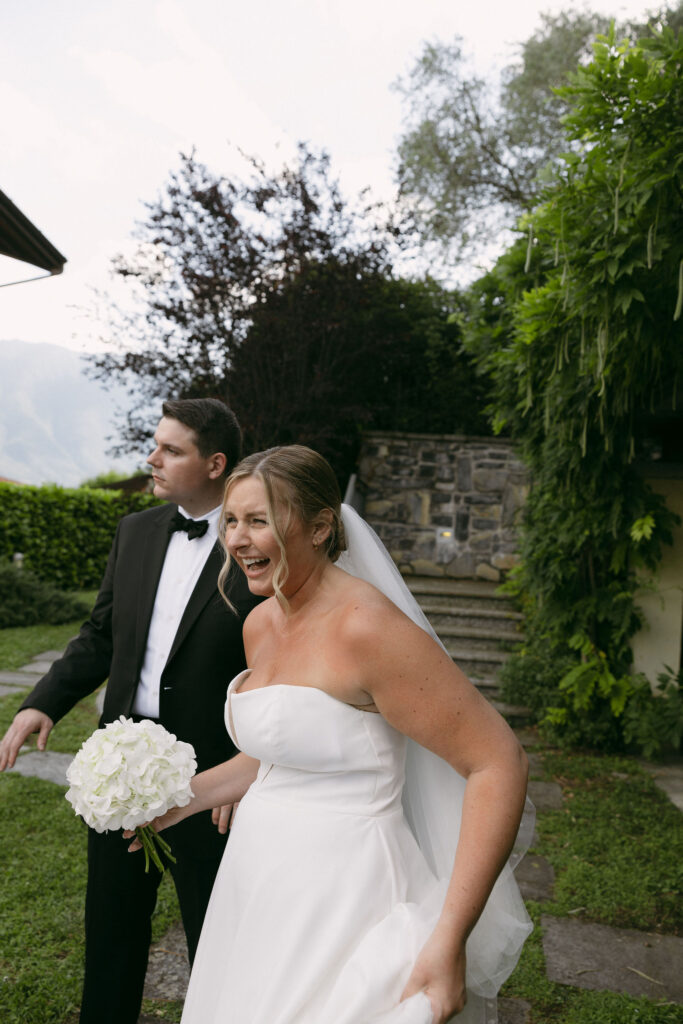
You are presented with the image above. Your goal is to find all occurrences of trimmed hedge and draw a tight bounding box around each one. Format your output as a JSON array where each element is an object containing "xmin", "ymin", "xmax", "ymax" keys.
[
  {"xmin": 0, "ymin": 561, "xmax": 92, "ymax": 628},
  {"xmin": 0, "ymin": 483, "xmax": 161, "ymax": 590}
]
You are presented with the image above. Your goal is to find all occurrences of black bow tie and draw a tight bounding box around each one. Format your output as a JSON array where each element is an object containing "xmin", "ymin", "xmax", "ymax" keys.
[{"xmin": 168, "ymin": 511, "xmax": 210, "ymax": 540}]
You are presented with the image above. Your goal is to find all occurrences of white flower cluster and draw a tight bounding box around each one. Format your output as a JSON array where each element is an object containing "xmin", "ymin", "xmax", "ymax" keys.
[{"xmin": 66, "ymin": 716, "xmax": 196, "ymax": 833}]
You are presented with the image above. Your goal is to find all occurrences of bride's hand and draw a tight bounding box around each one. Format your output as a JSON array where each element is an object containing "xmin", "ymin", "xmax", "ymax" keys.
[
  {"xmin": 123, "ymin": 804, "xmax": 186, "ymax": 851},
  {"xmin": 400, "ymin": 931, "xmax": 467, "ymax": 1024}
]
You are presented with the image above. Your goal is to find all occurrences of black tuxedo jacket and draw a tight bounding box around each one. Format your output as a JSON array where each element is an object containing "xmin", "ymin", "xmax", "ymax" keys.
[{"xmin": 23, "ymin": 503, "xmax": 260, "ymax": 815}]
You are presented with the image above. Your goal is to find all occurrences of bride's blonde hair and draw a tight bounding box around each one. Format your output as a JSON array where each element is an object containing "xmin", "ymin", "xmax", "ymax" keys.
[{"xmin": 218, "ymin": 445, "xmax": 347, "ymax": 609}]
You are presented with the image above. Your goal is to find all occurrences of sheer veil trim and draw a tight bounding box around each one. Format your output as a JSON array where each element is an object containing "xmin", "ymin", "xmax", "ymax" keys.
[{"xmin": 337, "ymin": 503, "xmax": 534, "ymax": 1000}]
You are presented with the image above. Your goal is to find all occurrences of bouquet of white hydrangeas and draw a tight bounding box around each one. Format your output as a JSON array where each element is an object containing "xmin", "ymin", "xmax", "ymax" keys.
[{"xmin": 66, "ymin": 716, "xmax": 197, "ymax": 872}]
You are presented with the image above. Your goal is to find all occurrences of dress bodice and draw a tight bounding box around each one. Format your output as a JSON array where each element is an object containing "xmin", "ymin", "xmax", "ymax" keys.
[{"xmin": 225, "ymin": 670, "xmax": 407, "ymax": 816}]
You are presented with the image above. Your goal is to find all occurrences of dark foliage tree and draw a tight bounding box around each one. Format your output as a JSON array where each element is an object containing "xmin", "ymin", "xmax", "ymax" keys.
[
  {"xmin": 87, "ymin": 146, "xmax": 394, "ymax": 453},
  {"xmin": 88, "ymin": 145, "xmax": 490, "ymax": 479},
  {"xmin": 230, "ymin": 266, "xmax": 489, "ymax": 475}
]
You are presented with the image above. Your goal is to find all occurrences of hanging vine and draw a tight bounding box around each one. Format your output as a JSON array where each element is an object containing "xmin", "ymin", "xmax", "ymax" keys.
[{"xmin": 463, "ymin": 24, "xmax": 683, "ymax": 752}]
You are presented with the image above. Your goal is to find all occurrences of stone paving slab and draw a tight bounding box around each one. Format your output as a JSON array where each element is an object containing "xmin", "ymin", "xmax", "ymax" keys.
[
  {"xmin": 0, "ymin": 683, "xmax": 28, "ymax": 697},
  {"xmin": 526, "ymin": 751, "xmax": 544, "ymax": 776},
  {"xmin": 18, "ymin": 660, "xmax": 54, "ymax": 674},
  {"xmin": 526, "ymin": 779, "xmax": 563, "ymax": 811},
  {"xmin": 139, "ymin": 924, "xmax": 530, "ymax": 1020},
  {"xmin": 8, "ymin": 750, "xmax": 73, "ymax": 786},
  {"xmin": 514, "ymin": 728, "xmax": 540, "ymax": 748},
  {"xmin": 515, "ymin": 852, "xmax": 555, "ymax": 902},
  {"xmin": 31, "ymin": 649, "xmax": 65, "ymax": 662},
  {"xmin": 641, "ymin": 761, "xmax": 683, "ymax": 813},
  {"xmin": 542, "ymin": 915, "xmax": 683, "ymax": 1003},
  {"xmin": 143, "ymin": 922, "xmax": 189, "ymax": 1001},
  {"xmin": 0, "ymin": 670, "xmax": 40, "ymax": 688},
  {"xmin": 498, "ymin": 997, "xmax": 531, "ymax": 1024}
]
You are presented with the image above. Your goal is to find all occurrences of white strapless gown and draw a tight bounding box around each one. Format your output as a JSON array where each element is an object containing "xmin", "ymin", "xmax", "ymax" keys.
[{"xmin": 180, "ymin": 671, "xmax": 528, "ymax": 1024}]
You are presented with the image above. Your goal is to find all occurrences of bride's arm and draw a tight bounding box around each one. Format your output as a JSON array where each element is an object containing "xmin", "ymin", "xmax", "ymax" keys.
[
  {"xmin": 346, "ymin": 601, "xmax": 528, "ymax": 1023},
  {"xmin": 125, "ymin": 752, "xmax": 260, "ymax": 849}
]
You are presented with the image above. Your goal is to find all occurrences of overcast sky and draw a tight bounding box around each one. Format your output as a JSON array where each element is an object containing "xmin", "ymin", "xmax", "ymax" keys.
[{"xmin": 2, "ymin": 0, "xmax": 658, "ymax": 352}]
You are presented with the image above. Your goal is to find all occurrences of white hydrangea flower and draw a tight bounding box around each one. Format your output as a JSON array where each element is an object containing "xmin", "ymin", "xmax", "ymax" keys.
[{"xmin": 65, "ymin": 717, "xmax": 197, "ymax": 871}]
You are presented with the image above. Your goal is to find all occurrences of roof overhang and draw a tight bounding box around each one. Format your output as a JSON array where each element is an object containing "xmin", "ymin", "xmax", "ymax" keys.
[{"xmin": 0, "ymin": 188, "xmax": 67, "ymax": 287}]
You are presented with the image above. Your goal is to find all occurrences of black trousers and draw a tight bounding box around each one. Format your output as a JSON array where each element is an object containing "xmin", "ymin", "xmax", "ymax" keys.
[{"xmin": 79, "ymin": 818, "xmax": 226, "ymax": 1024}]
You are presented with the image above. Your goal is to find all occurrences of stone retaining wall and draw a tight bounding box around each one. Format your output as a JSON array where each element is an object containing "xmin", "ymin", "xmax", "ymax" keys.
[{"xmin": 355, "ymin": 431, "xmax": 528, "ymax": 582}]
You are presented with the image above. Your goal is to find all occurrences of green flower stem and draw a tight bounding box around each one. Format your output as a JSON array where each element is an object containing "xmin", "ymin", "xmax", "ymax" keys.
[{"xmin": 135, "ymin": 825, "xmax": 176, "ymax": 874}]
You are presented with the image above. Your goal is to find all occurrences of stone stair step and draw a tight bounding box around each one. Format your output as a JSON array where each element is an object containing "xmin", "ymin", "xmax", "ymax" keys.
[
  {"xmin": 405, "ymin": 577, "xmax": 518, "ymax": 606},
  {"xmin": 405, "ymin": 573, "xmax": 524, "ymax": 708},
  {"xmin": 491, "ymin": 700, "xmax": 534, "ymax": 728},
  {"xmin": 402, "ymin": 574, "xmax": 526, "ymax": 709},
  {"xmin": 420, "ymin": 601, "xmax": 524, "ymax": 624},
  {"xmin": 429, "ymin": 623, "xmax": 522, "ymax": 647},
  {"xmin": 431, "ymin": 594, "xmax": 520, "ymax": 613},
  {"xmin": 409, "ymin": 589, "xmax": 516, "ymax": 610},
  {"xmin": 404, "ymin": 576, "xmax": 507, "ymax": 597},
  {"xmin": 451, "ymin": 637, "xmax": 518, "ymax": 656},
  {"xmin": 444, "ymin": 643, "xmax": 508, "ymax": 665},
  {"xmin": 472, "ymin": 677, "xmax": 500, "ymax": 695}
]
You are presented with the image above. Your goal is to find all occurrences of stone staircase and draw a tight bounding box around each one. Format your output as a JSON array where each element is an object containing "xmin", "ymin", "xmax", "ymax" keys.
[{"xmin": 403, "ymin": 575, "xmax": 527, "ymax": 720}]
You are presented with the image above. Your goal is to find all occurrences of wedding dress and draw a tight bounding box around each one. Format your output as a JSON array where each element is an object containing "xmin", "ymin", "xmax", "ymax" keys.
[{"xmin": 180, "ymin": 507, "xmax": 533, "ymax": 1024}]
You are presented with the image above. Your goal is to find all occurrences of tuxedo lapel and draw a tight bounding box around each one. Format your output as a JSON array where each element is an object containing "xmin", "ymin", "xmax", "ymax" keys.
[
  {"xmin": 166, "ymin": 544, "xmax": 225, "ymax": 665},
  {"xmin": 134, "ymin": 506, "xmax": 175, "ymax": 663}
]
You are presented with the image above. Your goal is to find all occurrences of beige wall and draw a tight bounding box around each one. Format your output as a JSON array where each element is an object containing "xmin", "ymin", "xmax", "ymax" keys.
[{"xmin": 631, "ymin": 477, "xmax": 683, "ymax": 683}]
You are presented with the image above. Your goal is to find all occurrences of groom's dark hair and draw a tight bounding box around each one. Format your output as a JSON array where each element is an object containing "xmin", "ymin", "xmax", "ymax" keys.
[{"xmin": 162, "ymin": 398, "xmax": 242, "ymax": 476}]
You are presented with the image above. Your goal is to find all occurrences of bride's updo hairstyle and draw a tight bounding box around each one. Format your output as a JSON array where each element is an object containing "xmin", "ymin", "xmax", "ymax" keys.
[{"xmin": 218, "ymin": 445, "xmax": 347, "ymax": 608}]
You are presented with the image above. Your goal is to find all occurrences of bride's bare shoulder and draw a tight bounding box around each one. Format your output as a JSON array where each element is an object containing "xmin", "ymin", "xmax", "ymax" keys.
[
  {"xmin": 332, "ymin": 568, "xmax": 410, "ymax": 634},
  {"xmin": 243, "ymin": 597, "xmax": 276, "ymax": 636}
]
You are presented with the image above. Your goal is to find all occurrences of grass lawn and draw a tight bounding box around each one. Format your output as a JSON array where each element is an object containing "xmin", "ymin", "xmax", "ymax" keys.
[
  {"xmin": 1, "ymin": 620, "xmax": 682, "ymax": 1023},
  {"xmin": 500, "ymin": 744, "xmax": 683, "ymax": 1023},
  {"xmin": 0, "ymin": 621, "xmax": 84, "ymax": 673},
  {"xmin": 0, "ymin": 614, "xmax": 183, "ymax": 1024},
  {"xmin": 0, "ymin": 592, "xmax": 97, "ymax": 672},
  {"xmin": 0, "ymin": 765, "xmax": 183, "ymax": 1024}
]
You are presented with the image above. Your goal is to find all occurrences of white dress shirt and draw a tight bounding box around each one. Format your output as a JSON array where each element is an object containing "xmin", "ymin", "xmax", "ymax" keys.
[{"xmin": 132, "ymin": 504, "xmax": 222, "ymax": 719}]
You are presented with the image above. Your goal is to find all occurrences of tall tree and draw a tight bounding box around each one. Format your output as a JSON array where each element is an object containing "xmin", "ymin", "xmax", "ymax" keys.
[
  {"xmin": 87, "ymin": 146, "xmax": 395, "ymax": 456},
  {"xmin": 394, "ymin": 3, "xmax": 682, "ymax": 262},
  {"xmin": 87, "ymin": 146, "xmax": 489, "ymax": 478}
]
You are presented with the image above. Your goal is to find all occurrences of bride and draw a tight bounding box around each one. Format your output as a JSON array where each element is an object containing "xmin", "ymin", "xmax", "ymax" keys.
[{"xmin": 127, "ymin": 444, "xmax": 532, "ymax": 1024}]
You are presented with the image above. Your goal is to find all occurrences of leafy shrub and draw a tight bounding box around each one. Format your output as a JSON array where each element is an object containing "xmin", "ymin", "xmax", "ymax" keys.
[
  {"xmin": 499, "ymin": 644, "xmax": 573, "ymax": 717},
  {"xmin": 503, "ymin": 637, "xmax": 683, "ymax": 757},
  {"xmin": 0, "ymin": 561, "xmax": 91, "ymax": 629},
  {"xmin": 541, "ymin": 661, "xmax": 633, "ymax": 753},
  {"xmin": 622, "ymin": 668, "xmax": 683, "ymax": 759},
  {"xmin": 0, "ymin": 482, "xmax": 160, "ymax": 590}
]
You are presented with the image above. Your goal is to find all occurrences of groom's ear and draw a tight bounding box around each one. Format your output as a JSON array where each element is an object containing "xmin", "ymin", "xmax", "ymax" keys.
[{"xmin": 207, "ymin": 452, "xmax": 227, "ymax": 479}]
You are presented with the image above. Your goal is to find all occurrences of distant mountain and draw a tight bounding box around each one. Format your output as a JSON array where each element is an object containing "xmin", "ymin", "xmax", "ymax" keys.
[{"xmin": 0, "ymin": 339, "xmax": 141, "ymax": 487}]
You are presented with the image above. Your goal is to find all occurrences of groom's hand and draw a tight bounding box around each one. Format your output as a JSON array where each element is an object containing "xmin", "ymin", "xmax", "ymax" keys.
[
  {"xmin": 0, "ymin": 708, "xmax": 54, "ymax": 771},
  {"xmin": 212, "ymin": 803, "xmax": 238, "ymax": 834}
]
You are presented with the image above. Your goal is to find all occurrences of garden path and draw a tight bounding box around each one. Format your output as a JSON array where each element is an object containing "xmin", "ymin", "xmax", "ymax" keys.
[{"xmin": 4, "ymin": 654, "xmax": 683, "ymax": 1023}]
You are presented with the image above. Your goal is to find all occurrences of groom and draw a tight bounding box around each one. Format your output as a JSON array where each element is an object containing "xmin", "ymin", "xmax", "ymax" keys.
[{"xmin": 0, "ymin": 398, "xmax": 260, "ymax": 1024}]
